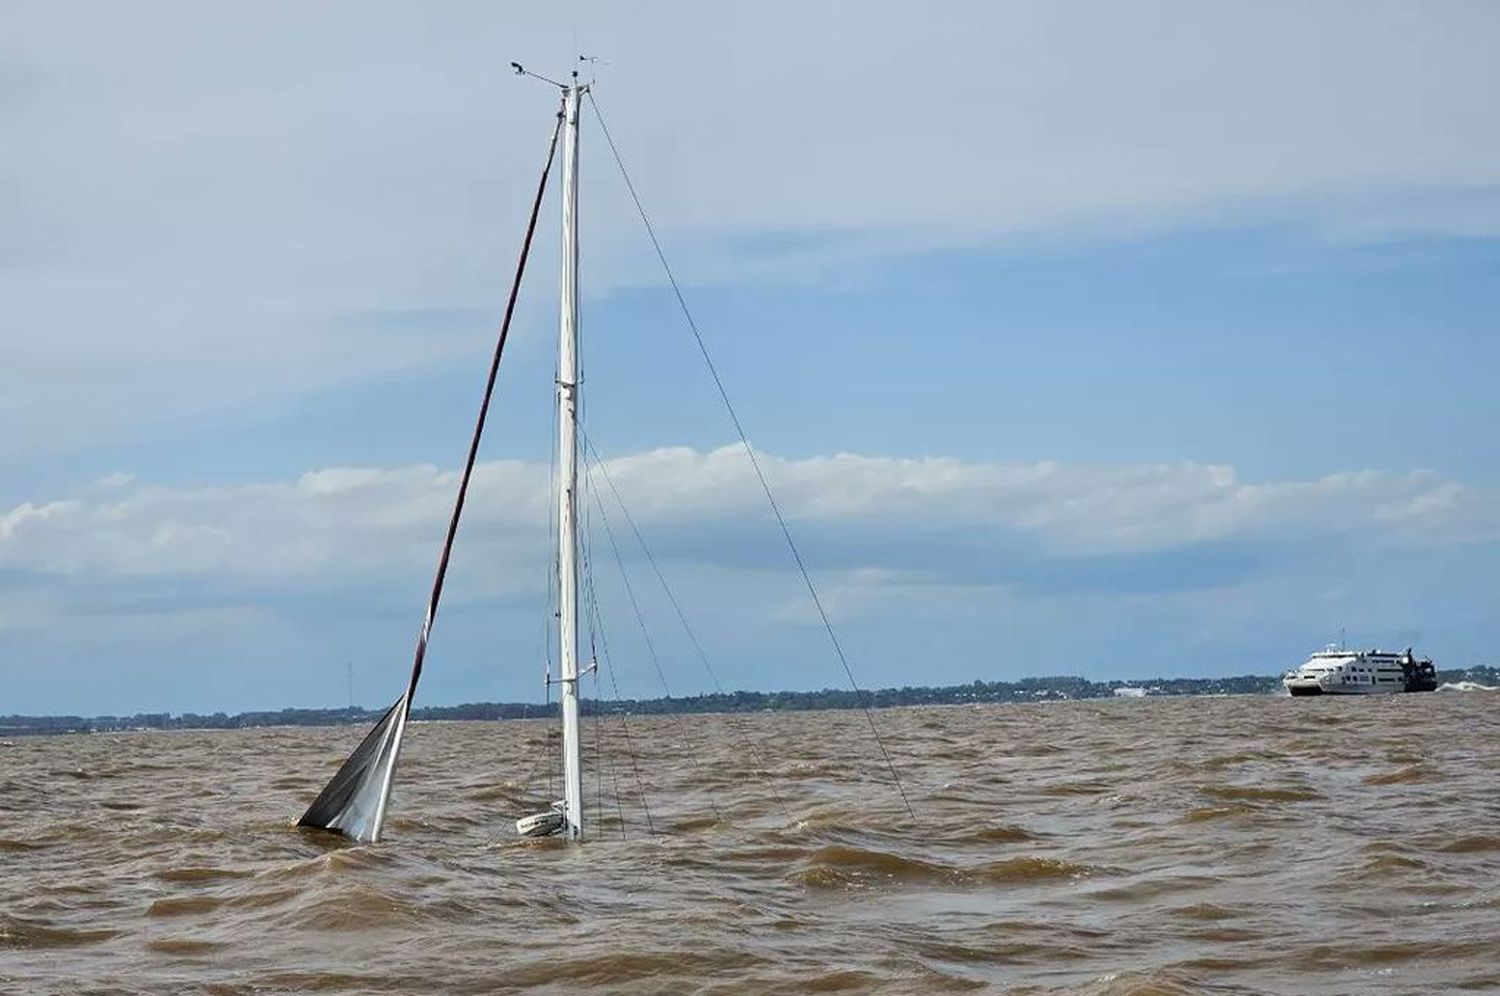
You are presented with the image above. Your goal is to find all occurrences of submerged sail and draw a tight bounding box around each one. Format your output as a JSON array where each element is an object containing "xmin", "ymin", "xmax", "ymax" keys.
[{"xmin": 298, "ymin": 695, "xmax": 409, "ymax": 842}]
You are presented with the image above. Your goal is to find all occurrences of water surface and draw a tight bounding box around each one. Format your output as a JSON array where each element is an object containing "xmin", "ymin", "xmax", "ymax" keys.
[{"xmin": 2, "ymin": 694, "xmax": 1497, "ymax": 993}]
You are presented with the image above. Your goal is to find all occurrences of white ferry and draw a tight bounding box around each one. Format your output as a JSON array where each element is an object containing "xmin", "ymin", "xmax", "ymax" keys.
[{"xmin": 1282, "ymin": 647, "xmax": 1438, "ymax": 696}]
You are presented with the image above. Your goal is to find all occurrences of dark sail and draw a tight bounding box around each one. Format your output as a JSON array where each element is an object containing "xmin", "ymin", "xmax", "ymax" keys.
[
  {"xmin": 296, "ymin": 102, "xmax": 564, "ymax": 842},
  {"xmin": 298, "ymin": 696, "xmax": 408, "ymax": 841}
]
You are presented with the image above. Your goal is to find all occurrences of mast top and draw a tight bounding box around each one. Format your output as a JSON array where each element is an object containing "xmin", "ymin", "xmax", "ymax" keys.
[{"xmin": 511, "ymin": 58, "xmax": 595, "ymax": 92}]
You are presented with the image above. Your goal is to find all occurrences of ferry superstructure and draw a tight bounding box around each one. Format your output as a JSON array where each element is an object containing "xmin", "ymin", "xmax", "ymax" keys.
[{"xmin": 1282, "ymin": 648, "xmax": 1437, "ymax": 696}]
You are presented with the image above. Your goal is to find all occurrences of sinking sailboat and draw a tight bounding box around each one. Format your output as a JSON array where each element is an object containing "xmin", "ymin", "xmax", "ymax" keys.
[
  {"xmin": 299, "ymin": 78, "xmax": 573, "ymax": 843},
  {"xmin": 299, "ymin": 65, "xmax": 912, "ymax": 845}
]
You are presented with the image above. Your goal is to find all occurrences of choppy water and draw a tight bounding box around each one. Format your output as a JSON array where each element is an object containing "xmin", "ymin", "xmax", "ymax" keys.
[{"xmin": 2, "ymin": 693, "xmax": 1497, "ymax": 994}]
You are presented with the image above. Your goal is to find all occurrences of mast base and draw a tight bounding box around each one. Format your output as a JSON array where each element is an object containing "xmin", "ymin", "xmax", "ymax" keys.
[{"xmin": 516, "ymin": 804, "xmax": 567, "ymax": 838}]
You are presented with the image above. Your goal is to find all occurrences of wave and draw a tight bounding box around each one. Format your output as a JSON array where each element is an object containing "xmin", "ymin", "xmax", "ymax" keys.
[
  {"xmin": 1439, "ymin": 834, "xmax": 1500, "ymax": 853},
  {"xmin": 1196, "ymin": 750, "xmax": 1282, "ymax": 771},
  {"xmin": 789, "ymin": 844, "xmax": 952, "ymax": 887},
  {"xmin": 273, "ymin": 888, "xmax": 425, "ymax": 931},
  {"xmin": 1358, "ymin": 854, "xmax": 1428, "ymax": 873},
  {"xmin": 972, "ymin": 856, "xmax": 1094, "ymax": 884},
  {"xmin": 1167, "ymin": 903, "xmax": 1241, "ymax": 921},
  {"xmin": 145, "ymin": 937, "xmax": 230, "ymax": 955},
  {"xmin": 1041, "ymin": 779, "xmax": 1115, "ymax": 796},
  {"xmin": 1199, "ymin": 784, "xmax": 1321, "ymax": 803},
  {"xmin": 965, "ymin": 823, "xmax": 1038, "ymax": 844},
  {"xmin": 146, "ymin": 887, "xmax": 300, "ymax": 918},
  {"xmin": 0, "ymin": 913, "xmax": 118, "ymax": 949},
  {"xmin": 1074, "ymin": 970, "xmax": 1199, "ymax": 996},
  {"xmin": 1178, "ymin": 804, "xmax": 1255, "ymax": 824},
  {"xmin": 1439, "ymin": 681, "xmax": 1499, "ymax": 692},
  {"xmin": 789, "ymin": 844, "xmax": 1092, "ymax": 888},
  {"xmin": 1362, "ymin": 764, "xmax": 1433, "ymax": 785},
  {"xmin": 153, "ymin": 866, "xmax": 256, "ymax": 884}
]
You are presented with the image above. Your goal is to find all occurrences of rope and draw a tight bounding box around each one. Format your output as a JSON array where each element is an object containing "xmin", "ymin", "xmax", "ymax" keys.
[{"xmin": 586, "ymin": 92, "xmax": 914, "ymax": 819}]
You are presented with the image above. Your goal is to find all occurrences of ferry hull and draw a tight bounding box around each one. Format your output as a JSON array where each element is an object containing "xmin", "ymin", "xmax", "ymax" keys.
[
  {"xmin": 1282, "ymin": 647, "xmax": 1438, "ymax": 697},
  {"xmin": 1283, "ymin": 685, "xmax": 1421, "ymax": 696},
  {"xmin": 1284, "ymin": 681, "xmax": 1437, "ymax": 696}
]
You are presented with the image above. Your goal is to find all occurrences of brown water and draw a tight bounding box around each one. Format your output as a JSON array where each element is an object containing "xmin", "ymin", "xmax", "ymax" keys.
[{"xmin": 2, "ymin": 694, "xmax": 1497, "ymax": 994}]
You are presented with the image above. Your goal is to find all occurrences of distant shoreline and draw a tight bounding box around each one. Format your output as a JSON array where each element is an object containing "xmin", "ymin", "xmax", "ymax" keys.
[{"xmin": 6, "ymin": 665, "xmax": 1496, "ymax": 737}]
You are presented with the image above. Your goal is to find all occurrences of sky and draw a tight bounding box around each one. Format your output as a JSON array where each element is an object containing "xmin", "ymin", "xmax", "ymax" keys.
[{"xmin": 3, "ymin": 1, "xmax": 1498, "ymax": 715}]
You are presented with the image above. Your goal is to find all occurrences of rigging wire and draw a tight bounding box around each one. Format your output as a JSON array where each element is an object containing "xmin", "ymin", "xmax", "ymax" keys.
[
  {"xmin": 586, "ymin": 92, "xmax": 915, "ymax": 819},
  {"xmin": 589, "ymin": 617, "xmax": 658, "ymax": 835},
  {"xmin": 581, "ymin": 434, "xmax": 735, "ymax": 698},
  {"xmin": 576, "ymin": 300, "xmax": 667, "ymax": 836},
  {"xmin": 584, "ymin": 468, "xmax": 672, "ymax": 699},
  {"xmin": 577, "ymin": 463, "xmax": 615, "ymax": 838},
  {"xmin": 584, "ymin": 449, "xmax": 782, "ymax": 821},
  {"xmin": 581, "ymin": 459, "xmax": 727, "ymax": 822},
  {"xmin": 593, "ymin": 669, "xmax": 628, "ymax": 839},
  {"xmin": 599, "ymin": 691, "xmax": 630, "ymax": 840},
  {"xmin": 578, "ymin": 476, "xmax": 658, "ymax": 834},
  {"xmin": 591, "ymin": 675, "xmax": 605, "ymax": 837},
  {"xmin": 575, "ymin": 333, "xmax": 616, "ymax": 840}
]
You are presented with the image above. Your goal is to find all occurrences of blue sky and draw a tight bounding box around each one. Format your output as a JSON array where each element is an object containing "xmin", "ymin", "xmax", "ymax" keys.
[{"xmin": 3, "ymin": 2, "xmax": 1498, "ymax": 714}]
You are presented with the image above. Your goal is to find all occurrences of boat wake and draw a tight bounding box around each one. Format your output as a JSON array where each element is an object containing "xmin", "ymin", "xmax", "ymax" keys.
[{"xmin": 1438, "ymin": 681, "xmax": 1499, "ymax": 692}]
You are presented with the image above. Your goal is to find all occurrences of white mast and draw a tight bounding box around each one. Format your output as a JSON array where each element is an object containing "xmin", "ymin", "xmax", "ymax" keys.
[{"xmin": 555, "ymin": 78, "xmax": 585, "ymax": 839}]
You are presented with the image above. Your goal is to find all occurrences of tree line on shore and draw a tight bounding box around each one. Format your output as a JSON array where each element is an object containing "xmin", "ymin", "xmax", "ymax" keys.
[{"xmin": 4, "ymin": 665, "xmax": 1495, "ymax": 736}]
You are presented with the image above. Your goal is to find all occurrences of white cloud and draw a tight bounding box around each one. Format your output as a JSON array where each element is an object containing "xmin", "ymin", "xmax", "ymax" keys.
[
  {"xmin": 3, "ymin": 1, "xmax": 1498, "ymax": 449},
  {"xmin": 8, "ymin": 445, "xmax": 1500, "ymax": 712},
  {"xmin": 2, "ymin": 447, "xmax": 1494, "ymax": 591}
]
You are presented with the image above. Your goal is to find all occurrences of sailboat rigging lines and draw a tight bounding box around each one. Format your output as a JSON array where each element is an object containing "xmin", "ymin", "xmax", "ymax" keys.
[
  {"xmin": 579, "ymin": 440, "xmax": 788, "ymax": 822},
  {"xmin": 586, "ymin": 92, "xmax": 916, "ymax": 820},
  {"xmin": 298, "ymin": 69, "xmax": 914, "ymax": 846}
]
